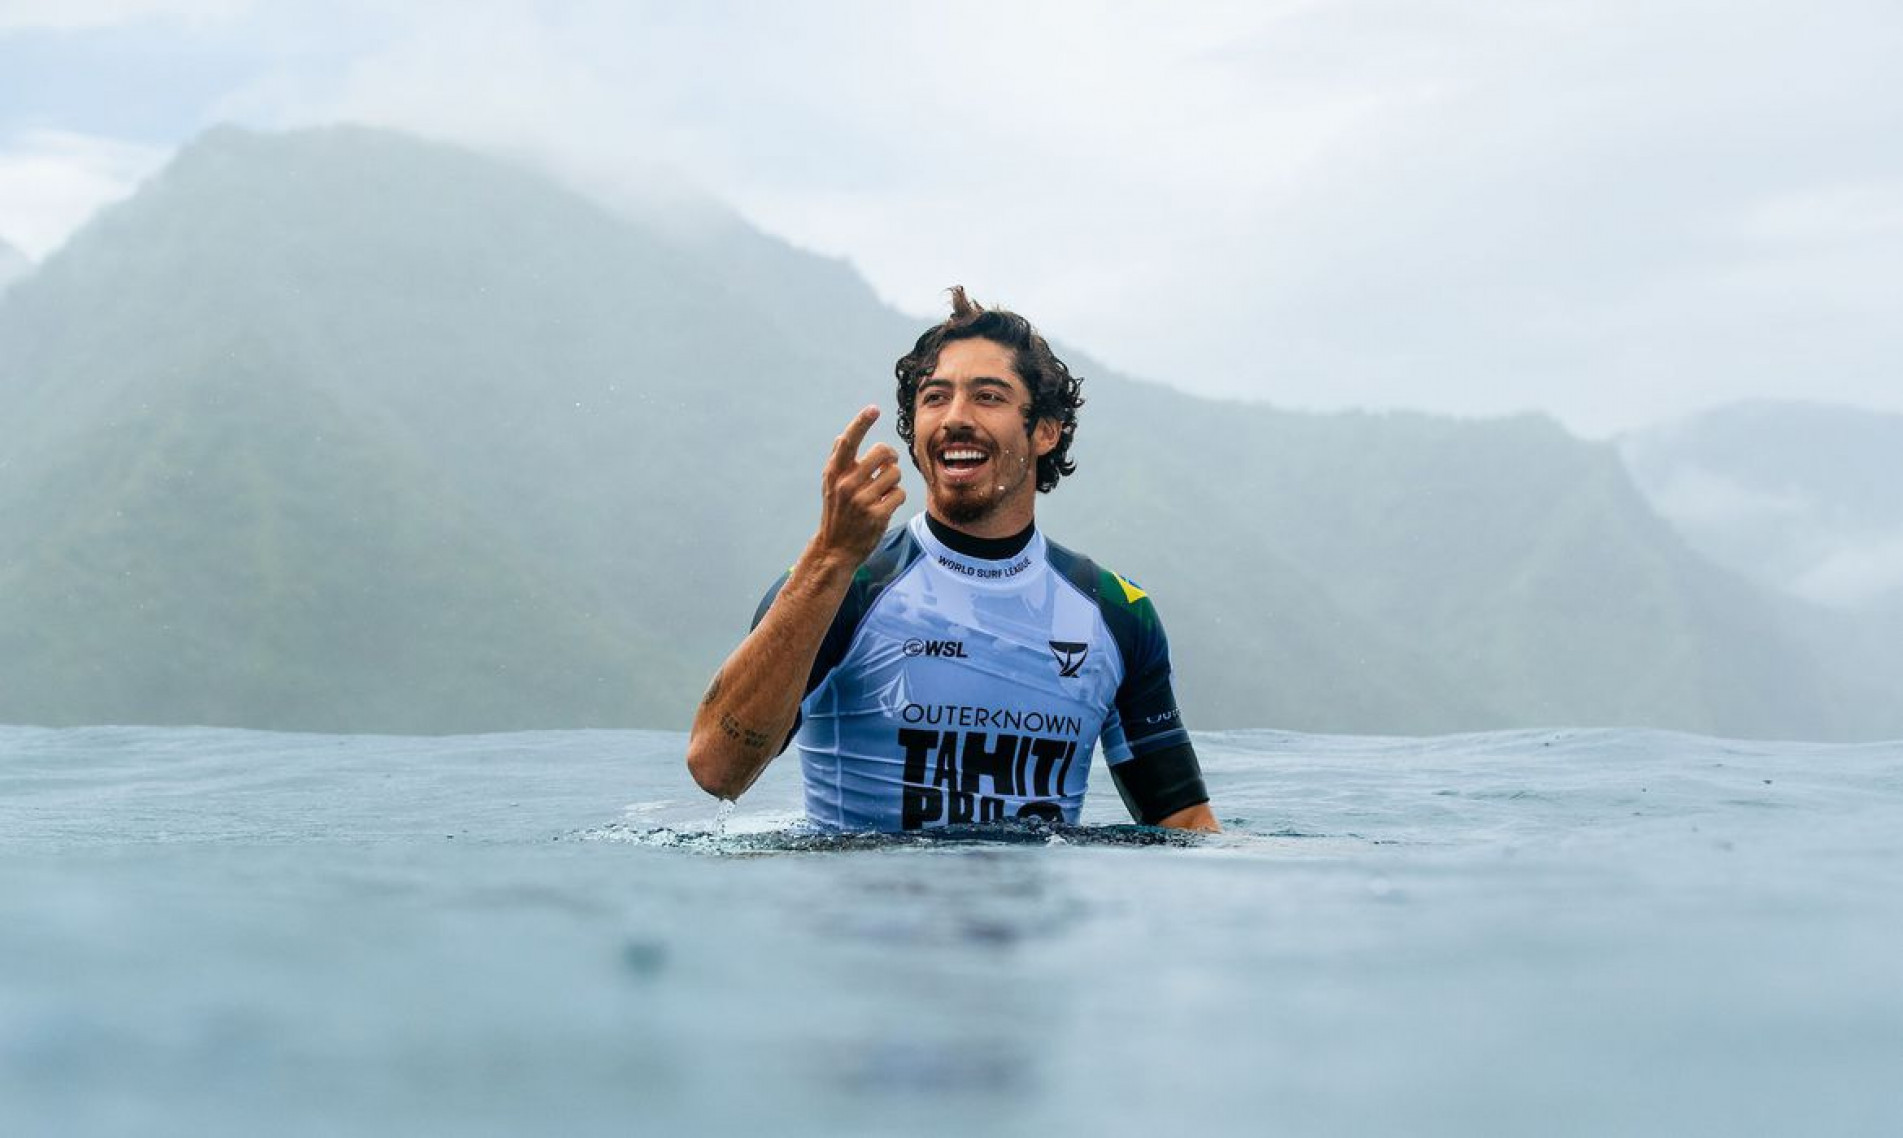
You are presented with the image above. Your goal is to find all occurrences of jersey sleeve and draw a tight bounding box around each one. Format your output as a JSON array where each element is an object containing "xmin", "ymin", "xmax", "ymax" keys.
[{"xmin": 1094, "ymin": 571, "xmax": 1210, "ymax": 825}]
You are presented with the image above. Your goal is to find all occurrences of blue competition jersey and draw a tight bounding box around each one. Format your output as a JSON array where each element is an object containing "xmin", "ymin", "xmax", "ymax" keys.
[{"xmin": 754, "ymin": 513, "xmax": 1200, "ymax": 832}]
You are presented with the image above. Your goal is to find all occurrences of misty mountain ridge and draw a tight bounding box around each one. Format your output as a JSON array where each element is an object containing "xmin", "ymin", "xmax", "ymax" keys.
[
  {"xmin": 0, "ymin": 124, "xmax": 1892, "ymax": 740},
  {"xmin": 0, "ymin": 237, "xmax": 29, "ymax": 295}
]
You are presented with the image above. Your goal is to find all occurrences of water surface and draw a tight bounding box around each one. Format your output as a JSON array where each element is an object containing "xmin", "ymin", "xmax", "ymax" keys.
[{"xmin": 4, "ymin": 725, "xmax": 1900, "ymax": 1135}]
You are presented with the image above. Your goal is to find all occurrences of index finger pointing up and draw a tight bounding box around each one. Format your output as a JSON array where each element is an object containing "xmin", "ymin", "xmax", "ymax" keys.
[{"xmin": 830, "ymin": 404, "xmax": 881, "ymax": 471}]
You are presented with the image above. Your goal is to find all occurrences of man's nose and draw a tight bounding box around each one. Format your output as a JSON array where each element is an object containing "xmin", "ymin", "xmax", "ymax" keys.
[{"xmin": 942, "ymin": 392, "xmax": 976, "ymax": 426}]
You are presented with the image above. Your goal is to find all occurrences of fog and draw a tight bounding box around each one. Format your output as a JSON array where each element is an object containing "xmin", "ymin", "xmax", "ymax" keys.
[
  {"xmin": 1643, "ymin": 462, "xmax": 1903, "ymax": 607},
  {"xmin": 3, "ymin": 0, "xmax": 1899, "ymax": 434},
  {"xmin": 1622, "ymin": 401, "xmax": 1903, "ymax": 611}
]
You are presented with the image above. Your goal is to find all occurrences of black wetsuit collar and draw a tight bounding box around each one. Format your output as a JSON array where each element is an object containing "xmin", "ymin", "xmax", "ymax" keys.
[{"xmin": 925, "ymin": 514, "xmax": 1036, "ymax": 561}]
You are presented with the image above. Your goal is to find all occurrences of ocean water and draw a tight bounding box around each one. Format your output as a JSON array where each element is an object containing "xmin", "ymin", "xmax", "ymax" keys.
[{"xmin": 3, "ymin": 723, "xmax": 1901, "ymax": 1137}]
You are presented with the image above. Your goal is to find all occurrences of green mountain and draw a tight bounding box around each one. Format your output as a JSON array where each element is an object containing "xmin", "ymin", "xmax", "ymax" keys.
[{"xmin": 0, "ymin": 126, "xmax": 1881, "ymax": 738}]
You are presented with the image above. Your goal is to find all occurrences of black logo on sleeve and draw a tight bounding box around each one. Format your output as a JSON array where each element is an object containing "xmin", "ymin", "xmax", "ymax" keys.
[
  {"xmin": 1048, "ymin": 640, "xmax": 1088, "ymax": 677},
  {"xmin": 903, "ymin": 638, "xmax": 968, "ymax": 658}
]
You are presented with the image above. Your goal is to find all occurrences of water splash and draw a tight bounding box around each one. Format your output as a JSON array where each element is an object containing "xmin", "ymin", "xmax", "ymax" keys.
[{"xmin": 575, "ymin": 817, "xmax": 1205, "ymax": 856}]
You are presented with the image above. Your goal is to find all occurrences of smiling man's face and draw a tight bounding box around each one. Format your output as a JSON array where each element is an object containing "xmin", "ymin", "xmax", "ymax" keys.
[{"xmin": 909, "ymin": 337, "xmax": 1060, "ymax": 537}]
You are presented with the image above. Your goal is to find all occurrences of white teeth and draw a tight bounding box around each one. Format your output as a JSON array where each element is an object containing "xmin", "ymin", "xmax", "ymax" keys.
[{"xmin": 942, "ymin": 449, "xmax": 985, "ymax": 462}]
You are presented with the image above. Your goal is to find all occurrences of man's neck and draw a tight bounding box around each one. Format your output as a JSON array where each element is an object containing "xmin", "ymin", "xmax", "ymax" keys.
[{"xmin": 925, "ymin": 513, "xmax": 1035, "ymax": 560}]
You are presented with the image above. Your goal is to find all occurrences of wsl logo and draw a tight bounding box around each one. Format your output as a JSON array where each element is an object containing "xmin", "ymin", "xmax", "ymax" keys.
[
  {"xmin": 1049, "ymin": 640, "xmax": 1088, "ymax": 678},
  {"xmin": 903, "ymin": 638, "xmax": 968, "ymax": 659}
]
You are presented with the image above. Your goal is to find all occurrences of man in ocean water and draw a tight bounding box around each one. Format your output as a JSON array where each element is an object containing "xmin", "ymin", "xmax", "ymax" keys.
[{"xmin": 685, "ymin": 288, "xmax": 1218, "ymax": 833}]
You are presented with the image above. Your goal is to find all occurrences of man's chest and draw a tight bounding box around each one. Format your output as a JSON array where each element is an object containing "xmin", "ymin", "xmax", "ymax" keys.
[{"xmin": 822, "ymin": 571, "xmax": 1122, "ymax": 718}]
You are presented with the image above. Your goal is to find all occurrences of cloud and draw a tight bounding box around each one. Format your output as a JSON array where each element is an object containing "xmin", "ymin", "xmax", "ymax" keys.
[
  {"xmin": 218, "ymin": 0, "xmax": 1897, "ymax": 434},
  {"xmin": 0, "ymin": 129, "xmax": 169, "ymax": 257},
  {"xmin": 1085, "ymin": 0, "xmax": 1903, "ymax": 432},
  {"xmin": 0, "ymin": 0, "xmax": 250, "ymax": 33},
  {"xmin": 1645, "ymin": 465, "xmax": 1810, "ymax": 531},
  {"xmin": 1634, "ymin": 454, "xmax": 1903, "ymax": 610},
  {"xmin": 10, "ymin": 0, "xmax": 1901, "ymax": 434},
  {"xmin": 1790, "ymin": 533, "xmax": 1903, "ymax": 609}
]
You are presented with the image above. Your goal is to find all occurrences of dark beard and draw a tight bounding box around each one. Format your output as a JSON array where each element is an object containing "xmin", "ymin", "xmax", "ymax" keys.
[
  {"xmin": 928, "ymin": 426, "xmax": 1000, "ymax": 527},
  {"xmin": 939, "ymin": 492, "xmax": 991, "ymax": 526}
]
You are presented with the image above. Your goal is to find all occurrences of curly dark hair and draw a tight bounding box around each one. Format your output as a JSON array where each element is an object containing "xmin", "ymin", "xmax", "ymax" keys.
[{"xmin": 893, "ymin": 286, "xmax": 1085, "ymax": 493}]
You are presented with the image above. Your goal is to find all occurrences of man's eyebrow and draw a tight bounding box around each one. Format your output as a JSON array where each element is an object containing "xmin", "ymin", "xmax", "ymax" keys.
[{"xmin": 920, "ymin": 374, "xmax": 1016, "ymax": 388}]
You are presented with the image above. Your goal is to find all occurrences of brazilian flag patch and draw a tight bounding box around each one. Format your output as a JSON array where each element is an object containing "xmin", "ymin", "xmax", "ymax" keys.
[{"xmin": 1109, "ymin": 571, "xmax": 1147, "ymax": 605}]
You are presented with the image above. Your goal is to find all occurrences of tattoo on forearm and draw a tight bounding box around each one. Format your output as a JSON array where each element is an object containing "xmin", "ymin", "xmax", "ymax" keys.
[
  {"xmin": 719, "ymin": 712, "xmax": 772, "ymax": 753},
  {"xmin": 700, "ymin": 672, "xmax": 723, "ymax": 708}
]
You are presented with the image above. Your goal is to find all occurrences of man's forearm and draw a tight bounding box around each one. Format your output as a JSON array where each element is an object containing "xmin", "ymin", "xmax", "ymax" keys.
[
  {"xmin": 685, "ymin": 542, "xmax": 859, "ymax": 800},
  {"xmin": 1156, "ymin": 802, "xmax": 1220, "ymax": 833}
]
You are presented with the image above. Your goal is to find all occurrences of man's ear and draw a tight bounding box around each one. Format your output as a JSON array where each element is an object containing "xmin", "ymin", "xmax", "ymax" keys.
[{"xmin": 1032, "ymin": 416, "xmax": 1061, "ymax": 458}]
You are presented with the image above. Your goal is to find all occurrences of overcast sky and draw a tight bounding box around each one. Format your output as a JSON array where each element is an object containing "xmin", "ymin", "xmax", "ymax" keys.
[{"xmin": 2, "ymin": 0, "xmax": 1898, "ymax": 435}]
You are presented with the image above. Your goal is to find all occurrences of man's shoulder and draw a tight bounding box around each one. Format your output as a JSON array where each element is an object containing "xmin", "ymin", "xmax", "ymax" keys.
[
  {"xmin": 1043, "ymin": 535, "xmax": 1173, "ymax": 679},
  {"xmin": 1044, "ymin": 536, "xmax": 1158, "ymax": 617}
]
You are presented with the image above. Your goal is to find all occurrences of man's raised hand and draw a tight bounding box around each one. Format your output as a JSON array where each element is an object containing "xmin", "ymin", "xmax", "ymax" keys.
[{"xmin": 816, "ymin": 404, "xmax": 907, "ymax": 567}]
